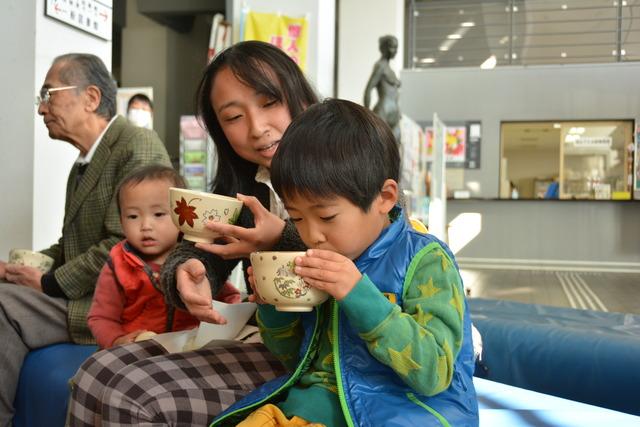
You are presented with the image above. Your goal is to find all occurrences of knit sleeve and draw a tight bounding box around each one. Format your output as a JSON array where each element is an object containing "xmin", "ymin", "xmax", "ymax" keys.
[
  {"xmin": 87, "ymin": 263, "xmax": 128, "ymax": 348},
  {"xmin": 339, "ymin": 243, "xmax": 465, "ymax": 396}
]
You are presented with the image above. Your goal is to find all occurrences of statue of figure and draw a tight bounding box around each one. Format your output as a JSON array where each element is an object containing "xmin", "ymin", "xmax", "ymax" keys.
[{"xmin": 364, "ymin": 35, "xmax": 401, "ymax": 143}]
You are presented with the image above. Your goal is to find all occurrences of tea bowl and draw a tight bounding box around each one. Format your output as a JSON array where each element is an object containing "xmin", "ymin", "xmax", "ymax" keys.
[
  {"xmin": 169, "ymin": 187, "xmax": 243, "ymax": 243},
  {"xmin": 8, "ymin": 249, "xmax": 54, "ymax": 273},
  {"xmin": 250, "ymin": 251, "xmax": 329, "ymax": 312}
]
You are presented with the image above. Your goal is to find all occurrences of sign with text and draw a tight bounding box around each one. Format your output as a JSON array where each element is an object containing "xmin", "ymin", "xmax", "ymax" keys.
[
  {"xmin": 46, "ymin": 0, "xmax": 112, "ymax": 41},
  {"xmin": 243, "ymin": 11, "xmax": 308, "ymax": 71}
]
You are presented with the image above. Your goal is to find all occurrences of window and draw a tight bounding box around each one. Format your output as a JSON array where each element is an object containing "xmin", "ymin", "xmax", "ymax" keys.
[
  {"xmin": 500, "ymin": 120, "xmax": 634, "ymax": 200},
  {"xmin": 407, "ymin": 0, "xmax": 640, "ymax": 69}
]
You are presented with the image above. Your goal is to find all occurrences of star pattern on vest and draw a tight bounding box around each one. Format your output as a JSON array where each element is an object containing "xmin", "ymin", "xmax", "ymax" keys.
[{"xmin": 388, "ymin": 343, "xmax": 422, "ymax": 377}]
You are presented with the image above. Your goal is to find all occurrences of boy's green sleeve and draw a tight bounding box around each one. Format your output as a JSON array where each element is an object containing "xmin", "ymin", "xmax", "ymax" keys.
[
  {"xmin": 256, "ymin": 304, "xmax": 304, "ymax": 371},
  {"xmin": 339, "ymin": 244, "xmax": 465, "ymax": 396}
]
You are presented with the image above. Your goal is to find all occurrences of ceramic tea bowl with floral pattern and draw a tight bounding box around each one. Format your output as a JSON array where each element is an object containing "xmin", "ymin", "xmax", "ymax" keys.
[
  {"xmin": 8, "ymin": 249, "xmax": 54, "ymax": 273},
  {"xmin": 169, "ymin": 187, "xmax": 243, "ymax": 243},
  {"xmin": 250, "ymin": 251, "xmax": 329, "ymax": 312}
]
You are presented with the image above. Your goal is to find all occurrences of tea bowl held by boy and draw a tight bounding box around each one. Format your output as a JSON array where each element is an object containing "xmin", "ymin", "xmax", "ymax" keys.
[
  {"xmin": 8, "ymin": 249, "xmax": 54, "ymax": 273},
  {"xmin": 169, "ymin": 187, "xmax": 243, "ymax": 243},
  {"xmin": 250, "ymin": 251, "xmax": 329, "ymax": 312}
]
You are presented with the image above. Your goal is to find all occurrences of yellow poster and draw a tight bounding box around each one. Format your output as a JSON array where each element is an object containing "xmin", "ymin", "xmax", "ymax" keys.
[{"xmin": 243, "ymin": 11, "xmax": 308, "ymax": 71}]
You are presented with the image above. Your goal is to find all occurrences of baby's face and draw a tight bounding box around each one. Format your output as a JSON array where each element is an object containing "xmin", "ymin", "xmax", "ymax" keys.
[
  {"xmin": 119, "ymin": 179, "xmax": 179, "ymax": 264},
  {"xmin": 284, "ymin": 194, "xmax": 390, "ymax": 261}
]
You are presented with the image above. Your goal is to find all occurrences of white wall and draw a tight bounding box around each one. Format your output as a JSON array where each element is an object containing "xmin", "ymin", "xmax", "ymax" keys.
[
  {"xmin": 231, "ymin": 0, "xmax": 335, "ymax": 98},
  {"xmin": 0, "ymin": 1, "xmax": 111, "ymax": 259},
  {"xmin": 337, "ymin": 0, "xmax": 404, "ymax": 104}
]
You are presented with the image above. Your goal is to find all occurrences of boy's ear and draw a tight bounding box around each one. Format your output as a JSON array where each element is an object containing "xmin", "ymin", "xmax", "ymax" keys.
[{"xmin": 376, "ymin": 179, "xmax": 399, "ymax": 214}]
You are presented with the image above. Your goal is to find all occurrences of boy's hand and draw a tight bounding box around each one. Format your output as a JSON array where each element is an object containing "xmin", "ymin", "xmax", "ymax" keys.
[
  {"xmin": 176, "ymin": 259, "xmax": 227, "ymax": 324},
  {"xmin": 246, "ymin": 266, "xmax": 267, "ymax": 305},
  {"xmin": 294, "ymin": 249, "xmax": 361, "ymax": 301},
  {"xmin": 194, "ymin": 194, "xmax": 286, "ymax": 260}
]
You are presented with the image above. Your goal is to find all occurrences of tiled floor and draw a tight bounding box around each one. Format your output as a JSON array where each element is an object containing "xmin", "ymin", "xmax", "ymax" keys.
[{"xmin": 460, "ymin": 268, "xmax": 640, "ymax": 315}]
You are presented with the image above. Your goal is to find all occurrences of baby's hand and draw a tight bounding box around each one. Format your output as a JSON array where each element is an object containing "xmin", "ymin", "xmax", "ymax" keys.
[
  {"xmin": 246, "ymin": 266, "xmax": 267, "ymax": 305},
  {"xmin": 111, "ymin": 330, "xmax": 145, "ymax": 347},
  {"xmin": 294, "ymin": 249, "xmax": 361, "ymax": 301}
]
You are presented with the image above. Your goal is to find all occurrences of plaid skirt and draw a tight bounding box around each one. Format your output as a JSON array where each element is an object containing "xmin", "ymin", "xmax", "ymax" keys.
[{"xmin": 67, "ymin": 339, "xmax": 285, "ymax": 427}]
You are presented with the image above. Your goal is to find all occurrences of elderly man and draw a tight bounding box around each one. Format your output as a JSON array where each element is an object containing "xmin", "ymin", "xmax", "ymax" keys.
[{"xmin": 0, "ymin": 53, "xmax": 171, "ymax": 425}]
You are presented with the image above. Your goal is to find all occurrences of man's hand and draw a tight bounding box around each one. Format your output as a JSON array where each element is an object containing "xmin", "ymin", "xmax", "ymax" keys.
[
  {"xmin": 176, "ymin": 259, "xmax": 227, "ymax": 324},
  {"xmin": 194, "ymin": 194, "xmax": 286, "ymax": 260},
  {"xmin": 294, "ymin": 249, "xmax": 362, "ymax": 301},
  {"xmin": 4, "ymin": 264, "xmax": 44, "ymax": 291}
]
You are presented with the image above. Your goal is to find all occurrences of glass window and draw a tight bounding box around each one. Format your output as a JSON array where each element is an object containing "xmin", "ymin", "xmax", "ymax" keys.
[
  {"xmin": 500, "ymin": 120, "xmax": 634, "ymax": 200},
  {"xmin": 408, "ymin": 0, "xmax": 638, "ymax": 68}
]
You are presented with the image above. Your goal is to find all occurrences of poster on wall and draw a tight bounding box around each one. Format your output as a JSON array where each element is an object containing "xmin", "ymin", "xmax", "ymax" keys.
[
  {"xmin": 465, "ymin": 122, "xmax": 481, "ymax": 169},
  {"xmin": 424, "ymin": 125, "xmax": 467, "ymax": 167},
  {"xmin": 242, "ymin": 11, "xmax": 308, "ymax": 71},
  {"xmin": 45, "ymin": 0, "xmax": 113, "ymax": 41}
]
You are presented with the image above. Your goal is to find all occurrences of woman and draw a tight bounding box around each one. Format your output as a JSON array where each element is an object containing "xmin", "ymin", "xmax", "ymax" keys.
[{"xmin": 68, "ymin": 40, "xmax": 319, "ymax": 427}]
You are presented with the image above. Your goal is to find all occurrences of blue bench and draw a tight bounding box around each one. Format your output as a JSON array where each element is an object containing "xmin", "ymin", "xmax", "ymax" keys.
[
  {"xmin": 14, "ymin": 343, "xmax": 97, "ymax": 427},
  {"xmin": 469, "ymin": 298, "xmax": 640, "ymax": 415}
]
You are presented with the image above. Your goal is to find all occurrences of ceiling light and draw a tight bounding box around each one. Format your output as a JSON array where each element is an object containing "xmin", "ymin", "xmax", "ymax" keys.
[
  {"xmin": 420, "ymin": 57, "xmax": 435, "ymax": 64},
  {"xmin": 461, "ymin": 22, "xmax": 475, "ymax": 27},
  {"xmin": 458, "ymin": 56, "xmax": 464, "ymax": 61},
  {"xmin": 448, "ymin": 34, "xmax": 462, "ymax": 39},
  {"xmin": 480, "ymin": 55, "xmax": 497, "ymax": 70},
  {"xmin": 561, "ymin": 4, "xmax": 568, "ymax": 9},
  {"xmin": 499, "ymin": 36, "xmax": 509, "ymax": 45},
  {"xmin": 439, "ymin": 46, "xmax": 449, "ymax": 51},
  {"xmin": 553, "ymin": 123, "xmax": 561, "ymax": 129},
  {"xmin": 561, "ymin": 52, "xmax": 567, "ymax": 58}
]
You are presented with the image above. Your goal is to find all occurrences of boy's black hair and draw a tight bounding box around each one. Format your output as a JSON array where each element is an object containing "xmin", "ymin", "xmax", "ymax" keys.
[
  {"xmin": 271, "ymin": 99, "xmax": 400, "ymax": 212},
  {"xmin": 127, "ymin": 93, "xmax": 153, "ymax": 111},
  {"xmin": 116, "ymin": 164, "xmax": 186, "ymax": 214},
  {"xmin": 196, "ymin": 40, "xmax": 319, "ymax": 197}
]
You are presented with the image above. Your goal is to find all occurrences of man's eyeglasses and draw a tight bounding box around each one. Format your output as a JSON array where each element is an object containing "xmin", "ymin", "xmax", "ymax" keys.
[{"xmin": 35, "ymin": 86, "xmax": 78, "ymax": 106}]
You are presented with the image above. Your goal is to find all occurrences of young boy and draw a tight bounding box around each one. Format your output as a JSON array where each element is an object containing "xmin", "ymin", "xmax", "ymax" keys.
[
  {"xmin": 87, "ymin": 165, "xmax": 240, "ymax": 348},
  {"xmin": 211, "ymin": 100, "xmax": 478, "ymax": 426}
]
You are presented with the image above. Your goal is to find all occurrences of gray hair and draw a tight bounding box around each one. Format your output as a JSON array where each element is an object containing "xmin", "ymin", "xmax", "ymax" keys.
[{"xmin": 53, "ymin": 53, "xmax": 117, "ymax": 119}]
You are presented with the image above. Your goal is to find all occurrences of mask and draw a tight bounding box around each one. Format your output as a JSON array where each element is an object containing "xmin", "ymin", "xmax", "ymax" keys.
[{"xmin": 127, "ymin": 108, "xmax": 153, "ymax": 129}]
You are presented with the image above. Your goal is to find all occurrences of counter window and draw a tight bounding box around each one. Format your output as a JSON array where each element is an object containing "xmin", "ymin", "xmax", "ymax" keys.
[{"xmin": 500, "ymin": 120, "xmax": 635, "ymax": 200}]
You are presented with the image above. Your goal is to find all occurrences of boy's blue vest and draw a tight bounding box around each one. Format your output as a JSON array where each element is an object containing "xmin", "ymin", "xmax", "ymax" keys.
[{"xmin": 212, "ymin": 216, "xmax": 479, "ymax": 427}]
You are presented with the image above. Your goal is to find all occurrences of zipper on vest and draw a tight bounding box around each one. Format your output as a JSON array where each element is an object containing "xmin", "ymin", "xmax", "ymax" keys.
[
  {"xmin": 210, "ymin": 307, "xmax": 323, "ymax": 426},
  {"xmin": 406, "ymin": 392, "xmax": 451, "ymax": 426},
  {"xmin": 332, "ymin": 300, "xmax": 356, "ymax": 427}
]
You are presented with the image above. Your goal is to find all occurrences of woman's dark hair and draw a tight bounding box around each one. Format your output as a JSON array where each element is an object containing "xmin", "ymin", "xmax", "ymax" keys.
[
  {"xmin": 116, "ymin": 164, "xmax": 186, "ymax": 214},
  {"xmin": 271, "ymin": 99, "xmax": 400, "ymax": 212},
  {"xmin": 196, "ymin": 40, "xmax": 319, "ymax": 197},
  {"xmin": 54, "ymin": 53, "xmax": 117, "ymax": 120}
]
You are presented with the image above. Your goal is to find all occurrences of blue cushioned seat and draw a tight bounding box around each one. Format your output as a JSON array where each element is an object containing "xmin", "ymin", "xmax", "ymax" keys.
[
  {"xmin": 469, "ymin": 298, "xmax": 640, "ymax": 416},
  {"xmin": 14, "ymin": 343, "xmax": 97, "ymax": 427}
]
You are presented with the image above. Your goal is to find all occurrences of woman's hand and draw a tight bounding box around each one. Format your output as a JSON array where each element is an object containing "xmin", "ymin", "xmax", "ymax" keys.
[
  {"xmin": 246, "ymin": 266, "xmax": 267, "ymax": 305},
  {"xmin": 176, "ymin": 259, "xmax": 227, "ymax": 324},
  {"xmin": 4, "ymin": 264, "xmax": 44, "ymax": 291},
  {"xmin": 0, "ymin": 261, "xmax": 6, "ymax": 281},
  {"xmin": 195, "ymin": 194, "xmax": 285, "ymax": 260},
  {"xmin": 294, "ymin": 249, "xmax": 362, "ymax": 301}
]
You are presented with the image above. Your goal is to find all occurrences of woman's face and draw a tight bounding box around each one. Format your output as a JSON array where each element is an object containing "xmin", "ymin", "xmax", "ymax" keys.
[{"xmin": 211, "ymin": 67, "xmax": 292, "ymax": 169}]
